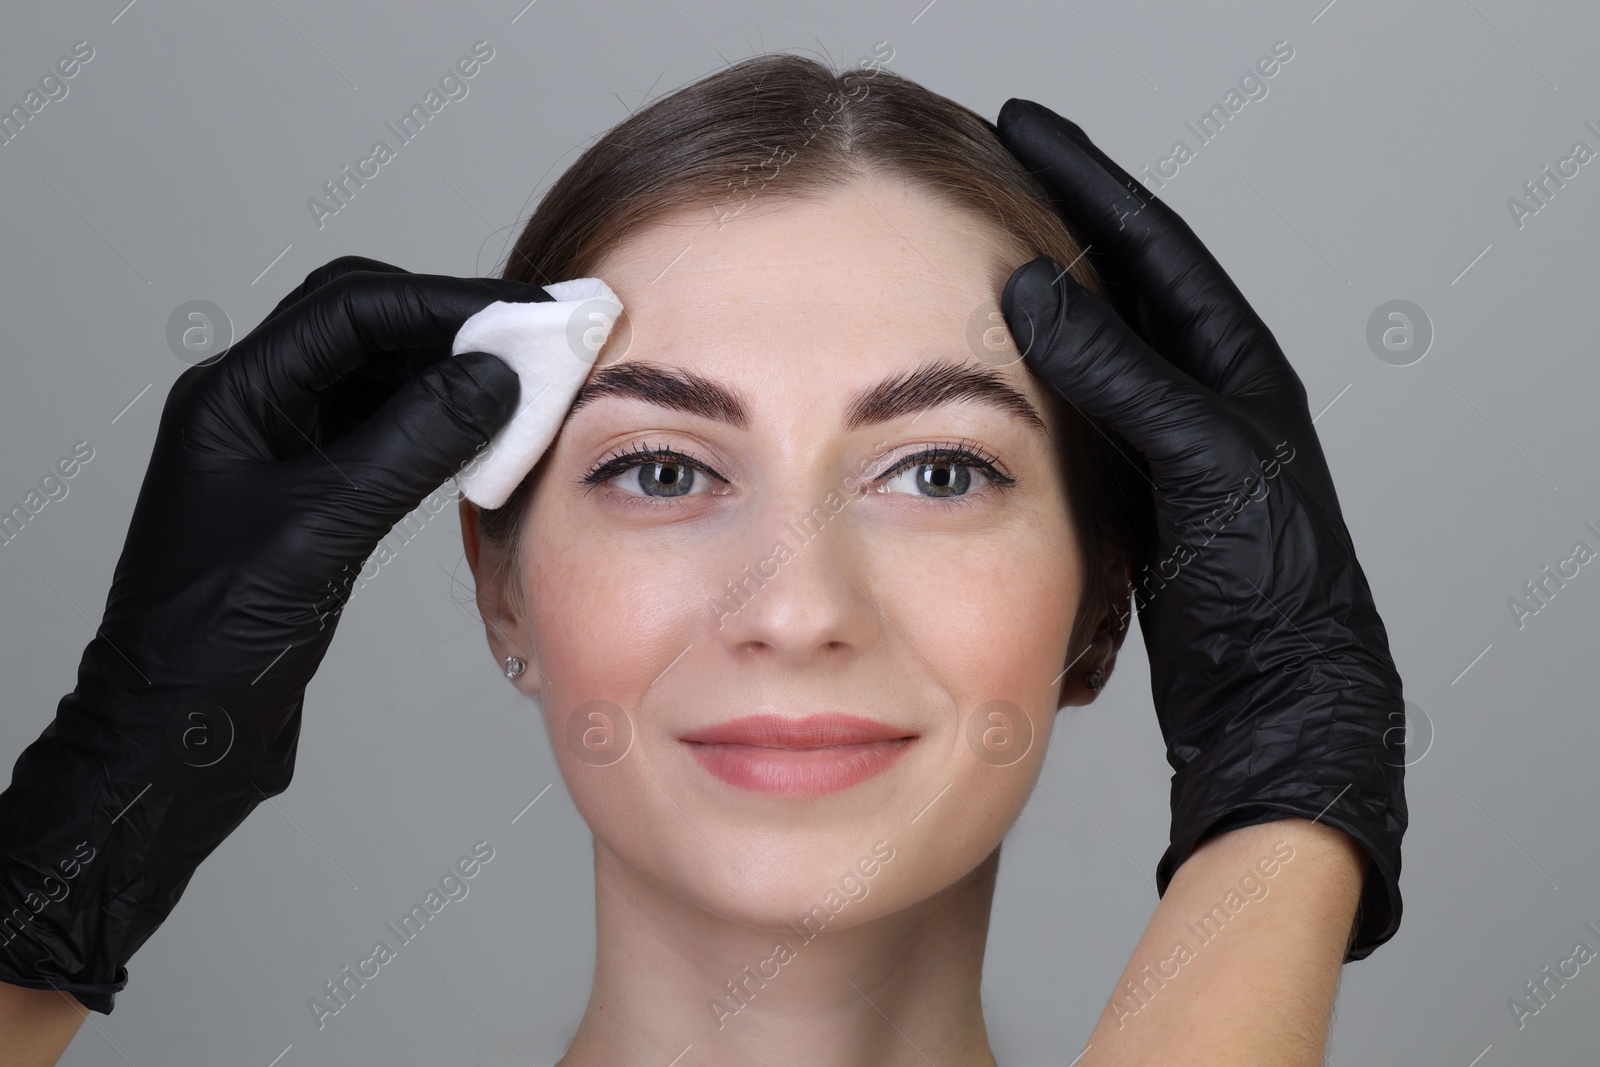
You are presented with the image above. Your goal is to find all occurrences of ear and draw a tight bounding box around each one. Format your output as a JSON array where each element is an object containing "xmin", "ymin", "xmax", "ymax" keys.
[
  {"xmin": 1056, "ymin": 569, "xmax": 1133, "ymax": 709},
  {"xmin": 459, "ymin": 498, "xmax": 540, "ymax": 696}
]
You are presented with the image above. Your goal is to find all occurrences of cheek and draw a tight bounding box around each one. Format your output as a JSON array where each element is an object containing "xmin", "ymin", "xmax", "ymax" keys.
[
  {"xmin": 870, "ymin": 508, "xmax": 1081, "ymax": 709},
  {"xmin": 850, "ymin": 507, "xmax": 1080, "ymax": 901},
  {"xmin": 518, "ymin": 487, "xmax": 710, "ymax": 693},
  {"xmin": 516, "ymin": 492, "xmax": 718, "ymax": 834}
]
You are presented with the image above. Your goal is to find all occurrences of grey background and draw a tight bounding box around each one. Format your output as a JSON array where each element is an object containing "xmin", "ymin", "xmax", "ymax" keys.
[{"xmin": 2, "ymin": 0, "xmax": 1597, "ymax": 1063}]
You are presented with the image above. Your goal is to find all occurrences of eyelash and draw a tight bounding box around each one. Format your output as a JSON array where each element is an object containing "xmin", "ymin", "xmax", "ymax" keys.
[{"xmin": 577, "ymin": 437, "xmax": 1017, "ymax": 507}]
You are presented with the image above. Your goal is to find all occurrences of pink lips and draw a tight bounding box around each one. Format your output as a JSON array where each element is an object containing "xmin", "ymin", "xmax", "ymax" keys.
[{"xmin": 680, "ymin": 713, "xmax": 918, "ymax": 795}]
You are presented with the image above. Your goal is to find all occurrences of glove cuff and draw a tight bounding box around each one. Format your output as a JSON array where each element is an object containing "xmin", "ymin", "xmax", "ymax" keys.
[{"xmin": 1155, "ymin": 706, "xmax": 1407, "ymax": 963}]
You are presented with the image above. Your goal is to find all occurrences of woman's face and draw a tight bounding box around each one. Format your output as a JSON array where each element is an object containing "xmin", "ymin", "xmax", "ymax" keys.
[{"xmin": 466, "ymin": 176, "xmax": 1095, "ymax": 929}]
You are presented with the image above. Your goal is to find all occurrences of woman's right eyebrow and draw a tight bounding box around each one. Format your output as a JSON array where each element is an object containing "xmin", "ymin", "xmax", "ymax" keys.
[
  {"xmin": 566, "ymin": 359, "xmax": 1044, "ymax": 434},
  {"xmin": 567, "ymin": 361, "xmax": 749, "ymax": 427}
]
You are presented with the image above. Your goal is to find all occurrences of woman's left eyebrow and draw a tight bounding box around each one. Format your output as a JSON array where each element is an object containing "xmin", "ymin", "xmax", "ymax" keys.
[
  {"xmin": 566, "ymin": 358, "xmax": 1044, "ymax": 433},
  {"xmin": 844, "ymin": 359, "xmax": 1045, "ymax": 433}
]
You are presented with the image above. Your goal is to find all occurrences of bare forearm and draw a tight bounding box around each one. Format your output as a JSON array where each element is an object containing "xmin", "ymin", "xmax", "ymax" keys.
[
  {"xmin": 1080, "ymin": 818, "xmax": 1367, "ymax": 1066},
  {"xmin": 0, "ymin": 983, "xmax": 87, "ymax": 1067}
]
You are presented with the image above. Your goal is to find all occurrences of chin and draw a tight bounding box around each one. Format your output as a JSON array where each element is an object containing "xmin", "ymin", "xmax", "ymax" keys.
[{"xmin": 684, "ymin": 839, "xmax": 912, "ymax": 935}]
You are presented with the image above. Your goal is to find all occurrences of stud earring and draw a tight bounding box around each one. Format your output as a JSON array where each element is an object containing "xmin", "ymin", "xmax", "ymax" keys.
[
  {"xmin": 1083, "ymin": 668, "xmax": 1105, "ymax": 692},
  {"xmin": 503, "ymin": 656, "xmax": 526, "ymax": 680}
]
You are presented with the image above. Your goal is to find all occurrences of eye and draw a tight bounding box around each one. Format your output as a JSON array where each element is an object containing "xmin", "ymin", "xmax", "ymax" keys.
[
  {"xmin": 874, "ymin": 443, "xmax": 1014, "ymax": 500},
  {"xmin": 880, "ymin": 458, "xmax": 988, "ymax": 498},
  {"xmin": 581, "ymin": 443, "xmax": 727, "ymax": 500},
  {"xmin": 616, "ymin": 458, "xmax": 705, "ymax": 498}
]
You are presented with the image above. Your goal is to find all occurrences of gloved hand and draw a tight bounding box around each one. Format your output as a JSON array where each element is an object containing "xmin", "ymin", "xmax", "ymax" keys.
[
  {"xmin": 0, "ymin": 256, "xmax": 543, "ymax": 1011},
  {"xmin": 996, "ymin": 100, "xmax": 1407, "ymax": 961}
]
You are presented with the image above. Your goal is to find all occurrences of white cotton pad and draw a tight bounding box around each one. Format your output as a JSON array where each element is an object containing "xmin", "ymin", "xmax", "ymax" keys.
[{"xmin": 451, "ymin": 277, "xmax": 622, "ymax": 509}]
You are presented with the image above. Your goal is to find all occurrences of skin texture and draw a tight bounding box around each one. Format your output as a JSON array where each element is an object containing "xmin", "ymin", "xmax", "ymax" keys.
[
  {"xmin": 1080, "ymin": 817, "xmax": 1366, "ymax": 1066},
  {"xmin": 0, "ymin": 987, "xmax": 85, "ymax": 1066},
  {"xmin": 465, "ymin": 176, "xmax": 1107, "ymax": 1065}
]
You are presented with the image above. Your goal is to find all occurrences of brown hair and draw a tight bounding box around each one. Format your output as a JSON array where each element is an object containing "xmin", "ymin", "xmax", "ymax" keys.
[{"xmin": 479, "ymin": 51, "xmax": 1144, "ymax": 671}]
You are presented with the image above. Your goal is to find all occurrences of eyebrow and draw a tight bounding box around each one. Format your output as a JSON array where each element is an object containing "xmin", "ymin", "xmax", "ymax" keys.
[{"xmin": 565, "ymin": 359, "xmax": 1046, "ymax": 433}]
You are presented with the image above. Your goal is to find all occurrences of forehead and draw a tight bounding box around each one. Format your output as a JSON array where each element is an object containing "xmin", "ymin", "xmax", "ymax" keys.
[{"xmin": 585, "ymin": 178, "xmax": 1045, "ymax": 409}]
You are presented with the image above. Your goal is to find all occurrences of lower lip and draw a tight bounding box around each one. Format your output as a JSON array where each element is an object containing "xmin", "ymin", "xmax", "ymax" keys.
[{"xmin": 684, "ymin": 738, "xmax": 915, "ymax": 795}]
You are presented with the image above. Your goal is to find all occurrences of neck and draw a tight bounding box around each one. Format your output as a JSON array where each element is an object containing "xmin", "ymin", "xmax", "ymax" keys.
[{"xmin": 557, "ymin": 842, "xmax": 1002, "ymax": 1066}]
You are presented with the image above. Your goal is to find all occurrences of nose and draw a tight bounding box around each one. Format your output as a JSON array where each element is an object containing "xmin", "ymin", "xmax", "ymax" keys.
[{"xmin": 706, "ymin": 485, "xmax": 882, "ymax": 668}]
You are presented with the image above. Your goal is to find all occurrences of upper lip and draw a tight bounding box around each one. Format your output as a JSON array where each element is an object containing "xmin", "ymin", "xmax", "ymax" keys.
[{"xmin": 679, "ymin": 713, "xmax": 918, "ymax": 748}]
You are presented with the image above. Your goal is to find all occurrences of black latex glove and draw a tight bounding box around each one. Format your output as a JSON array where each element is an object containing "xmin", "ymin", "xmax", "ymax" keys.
[
  {"xmin": 996, "ymin": 100, "xmax": 1407, "ymax": 961},
  {"xmin": 0, "ymin": 256, "xmax": 543, "ymax": 1012}
]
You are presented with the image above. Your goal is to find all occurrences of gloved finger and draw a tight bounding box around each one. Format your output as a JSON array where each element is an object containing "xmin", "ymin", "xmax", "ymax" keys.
[
  {"xmin": 265, "ymin": 258, "xmax": 432, "ymax": 433},
  {"xmin": 317, "ymin": 350, "xmax": 520, "ymax": 542},
  {"xmin": 997, "ymin": 98, "xmax": 1300, "ymax": 404},
  {"xmin": 227, "ymin": 270, "xmax": 551, "ymax": 440},
  {"xmin": 262, "ymin": 255, "xmax": 412, "ymax": 326},
  {"xmin": 1003, "ymin": 254, "xmax": 1258, "ymax": 496}
]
